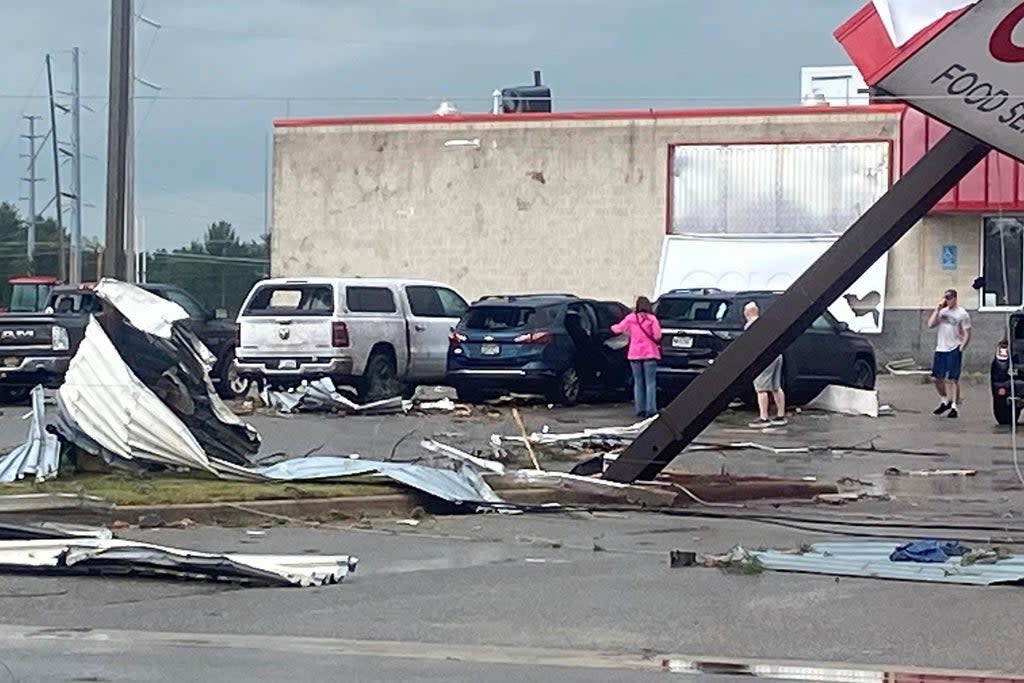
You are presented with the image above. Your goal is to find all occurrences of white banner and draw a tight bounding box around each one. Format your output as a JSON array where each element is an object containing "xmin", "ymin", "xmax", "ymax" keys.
[
  {"xmin": 872, "ymin": 0, "xmax": 974, "ymax": 46},
  {"xmin": 654, "ymin": 236, "xmax": 889, "ymax": 334}
]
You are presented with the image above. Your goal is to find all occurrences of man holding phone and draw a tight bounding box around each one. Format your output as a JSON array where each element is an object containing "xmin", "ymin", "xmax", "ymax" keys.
[{"xmin": 928, "ymin": 288, "xmax": 971, "ymax": 419}]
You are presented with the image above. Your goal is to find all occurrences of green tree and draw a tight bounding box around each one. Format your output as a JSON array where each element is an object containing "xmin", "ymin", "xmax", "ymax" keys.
[{"xmin": 145, "ymin": 221, "xmax": 269, "ymax": 315}]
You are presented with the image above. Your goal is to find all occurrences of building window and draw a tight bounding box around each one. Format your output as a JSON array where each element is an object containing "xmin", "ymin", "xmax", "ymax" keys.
[{"xmin": 982, "ymin": 217, "xmax": 1024, "ymax": 309}]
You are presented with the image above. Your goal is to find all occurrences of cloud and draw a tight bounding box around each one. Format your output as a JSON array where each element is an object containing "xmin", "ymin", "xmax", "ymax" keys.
[{"xmin": 0, "ymin": 0, "xmax": 865, "ymax": 254}]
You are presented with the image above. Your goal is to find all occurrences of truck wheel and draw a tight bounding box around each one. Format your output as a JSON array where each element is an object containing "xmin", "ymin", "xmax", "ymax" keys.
[
  {"xmin": 361, "ymin": 352, "xmax": 400, "ymax": 401},
  {"xmin": 994, "ymin": 396, "xmax": 1020, "ymax": 426},
  {"xmin": 546, "ymin": 367, "xmax": 581, "ymax": 406},
  {"xmin": 217, "ymin": 349, "xmax": 251, "ymax": 399},
  {"xmin": 852, "ymin": 358, "xmax": 876, "ymax": 390},
  {"xmin": 0, "ymin": 386, "xmax": 31, "ymax": 406},
  {"xmin": 455, "ymin": 385, "xmax": 487, "ymax": 404}
]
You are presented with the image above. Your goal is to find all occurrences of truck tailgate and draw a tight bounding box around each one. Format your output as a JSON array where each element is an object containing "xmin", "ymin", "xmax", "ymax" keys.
[{"xmin": 239, "ymin": 317, "xmax": 332, "ymax": 355}]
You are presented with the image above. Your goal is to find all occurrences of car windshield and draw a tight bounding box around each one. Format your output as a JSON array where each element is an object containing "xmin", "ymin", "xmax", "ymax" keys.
[
  {"xmin": 463, "ymin": 306, "xmax": 538, "ymax": 331},
  {"xmin": 243, "ymin": 285, "xmax": 334, "ymax": 316},
  {"xmin": 656, "ymin": 297, "xmax": 731, "ymax": 324},
  {"xmin": 49, "ymin": 292, "xmax": 101, "ymax": 314},
  {"xmin": 9, "ymin": 285, "xmax": 50, "ymax": 312}
]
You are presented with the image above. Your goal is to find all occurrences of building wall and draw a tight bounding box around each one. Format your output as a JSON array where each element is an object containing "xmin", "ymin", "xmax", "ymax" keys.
[{"xmin": 272, "ymin": 109, "xmax": 902, "ymax": 305}]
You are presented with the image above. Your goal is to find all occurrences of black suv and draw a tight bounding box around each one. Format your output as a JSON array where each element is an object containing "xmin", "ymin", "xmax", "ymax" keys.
[
  {"xmin": 654, "ymin": 288, "xmax": 877, "ymax": 405},
  {"xmin": 446, "ymin": 294, "xmax": 631, "ymax": 405}
]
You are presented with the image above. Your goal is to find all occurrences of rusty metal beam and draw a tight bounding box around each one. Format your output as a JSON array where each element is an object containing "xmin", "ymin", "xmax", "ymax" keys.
[{"xmin": 604, "ymin": 129, "xmax": 991, "ymax": 484}]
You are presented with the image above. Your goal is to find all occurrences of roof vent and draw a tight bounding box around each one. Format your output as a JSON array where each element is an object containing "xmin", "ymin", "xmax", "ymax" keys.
[{"xmin": 434, "ymin": 101, "xmax": 460, "ymax": 116}]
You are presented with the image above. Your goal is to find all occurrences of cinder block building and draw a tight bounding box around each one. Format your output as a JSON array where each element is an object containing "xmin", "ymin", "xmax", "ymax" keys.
[{"xmin": 270, "ymin": 102, "xmax": 1024, "ymax": 371}]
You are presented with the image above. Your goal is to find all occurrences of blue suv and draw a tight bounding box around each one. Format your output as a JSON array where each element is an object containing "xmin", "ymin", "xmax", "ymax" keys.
[{"xmin": 445, "ymin": 294, "xmax": 632, "ymax": 405}]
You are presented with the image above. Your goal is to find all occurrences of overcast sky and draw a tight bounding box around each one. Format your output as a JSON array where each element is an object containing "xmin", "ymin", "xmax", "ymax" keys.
[{"xmin": 0, "ymin": 0, "xmax": 864, "ymax": 251}]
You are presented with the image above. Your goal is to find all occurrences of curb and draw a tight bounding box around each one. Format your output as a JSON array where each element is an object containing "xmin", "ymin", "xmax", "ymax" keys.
[{"xmin": 663, "ymin": 656, "xmax": 1023, "ymax": 682}]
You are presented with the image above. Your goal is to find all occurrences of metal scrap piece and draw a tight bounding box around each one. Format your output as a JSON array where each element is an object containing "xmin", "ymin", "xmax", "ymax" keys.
[{"xmin": 0, "ymin": 386, "xmax": 59, "ymax": 483}]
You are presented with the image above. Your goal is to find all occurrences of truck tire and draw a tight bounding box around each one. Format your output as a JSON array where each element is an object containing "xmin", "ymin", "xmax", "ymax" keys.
[
  {"xmin": 216, "ymin": 349, "xmax": 251, "ymax": 400},
  {"xmin": 546, "ymin": 367, "xmax": 582, "ymax": 406},
  {"xmin": 994, "ymin": 395, "xmax": 1021, "ymax": 426},
  {"xmin": 852, "ymin": 358, "xmax": 876, "ymax": 390},
  {"xmin": 0, "ymin": 386, "xmax": 31, "ymax": 406},
  {"xmin": 455, "ymin": 385, "xmax": 488, "ymax": 404},
  {"xmin": 361, "ymin": 351, "xmax": 400, "ymax": 402}
]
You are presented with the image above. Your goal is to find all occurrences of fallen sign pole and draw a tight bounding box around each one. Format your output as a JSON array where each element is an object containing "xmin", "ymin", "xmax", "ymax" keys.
[{"xmin": 604, "ymin": 128, "xmax": 990, "ymax": 484}]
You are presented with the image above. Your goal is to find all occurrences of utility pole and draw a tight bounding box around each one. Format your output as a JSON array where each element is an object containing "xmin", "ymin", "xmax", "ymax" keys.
[
  {"xmin": 104, "ymin": 0, "xmax": 132, "ymax": 279},
  {"xmin": 68, "ymin": 47, "xmax": 83, "ymax": 285},
  {"xmin": 46, "ymin": 54, "xmax": 66, "ymax": 282},
  {"xmin": 124, "ymin": 20, "xmax": 136, "ymax": 283},
  {"xmin": 19, "ymin": 115, "xmax": 43, "ymax": 273}
]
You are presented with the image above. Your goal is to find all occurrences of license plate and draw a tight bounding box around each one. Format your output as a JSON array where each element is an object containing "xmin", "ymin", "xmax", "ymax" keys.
[
  {"xmin": 3, "ymin": 357, "xmax": 19, "ymax": 368},
  {"xmin": 481, "ymin": 344, "xmax": 500, "ymax": 356},
  {"xmin": 278, "ymin": 359, "xmax": 298, "ymax": 370},
  {"xmin": 672, "ymin": 336, "xmax": 693, "ymax": 349}
]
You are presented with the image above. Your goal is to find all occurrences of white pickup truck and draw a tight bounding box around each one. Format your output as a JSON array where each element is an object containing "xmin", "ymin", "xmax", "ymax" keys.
[{"xmin": 235, "ymin": 277, "xmax": 469, "ymax": 400}]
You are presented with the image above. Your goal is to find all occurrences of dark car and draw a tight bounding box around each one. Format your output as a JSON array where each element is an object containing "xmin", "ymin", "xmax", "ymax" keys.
[
  {"xmin": 654, "ymin": 288, "xmax": 877, "ymax": 405},
  {"xmin": 445, "ymin": 294, "xmax": 631, "ymax": 405},
  {"xmin": 991, "ymin": 312, "xmax": 1024, "ymax": 425},
  {"xmin": 0, "ymin": 282, "xmax": 247, "ymax": 404}
]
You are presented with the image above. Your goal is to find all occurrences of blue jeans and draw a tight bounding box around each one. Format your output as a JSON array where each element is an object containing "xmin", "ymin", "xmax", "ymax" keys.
[{"xmin": 631, "ymin": 359, "xmax": 658, "ymax": 418}]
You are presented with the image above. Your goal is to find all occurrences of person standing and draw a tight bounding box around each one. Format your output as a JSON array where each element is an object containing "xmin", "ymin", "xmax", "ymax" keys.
[
  {"xmin": 611, "ymin": 296, "xmax": 663, "ymax": 419},
  {"xmin": 928, "ymin": 288, "xmax": 971, "ymax": 419},
  {"xmin": 743, "ymin": 302, "xmax": 788, "ymax": 428}
]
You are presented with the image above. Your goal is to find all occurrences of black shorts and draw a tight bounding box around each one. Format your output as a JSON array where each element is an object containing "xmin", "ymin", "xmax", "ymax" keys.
[{"xmin": 931, "ymin": 349, "xmax": 962, "ymax": 381}]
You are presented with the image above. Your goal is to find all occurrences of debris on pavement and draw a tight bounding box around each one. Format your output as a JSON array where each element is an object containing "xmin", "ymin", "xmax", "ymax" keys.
[
  {"xmin": 495, "ymin": 416, "xmax": 657, "ymax": 450},
  {"xmin": 885, "ymin": 358, "xmax": 931, "ymax": 376},
  {"xmin": 0, "ymin": 385, "xmax": 59, "ymax": 483},
  {"xmin": 0, "ymin": 537, "xmax": 357, "ymax": 587},
  {"xmin": 419, "ymin": 439, "xmax": 506, "ymax": 475},
  {"xmin": 804, "ymin": 385, "xmax": 880, "ymax": 417},
  {"xmin": 890, "ymin": 539, "xmax": 969, "ymax": 563},
  {"xmin": 705, "ymin": 546, "xmax": 765, "ymax": 574},
  {"xmin": 884, "ymin": 467, "xmax": 977, "ymax": 477},
  {"xmin": 0, "ymin": 493, "xmax": 112, "ymax": 514},
  {"xmin": 260, "ymin": 378, "xmax": 406, "ymax": 415},
  {"xmin": 749, "ymin": 541, "xmax": 1024, "ymax": 585},
  {"xmin": 55, "ymin": 280, "xmax": 261, "ymax": 472}
]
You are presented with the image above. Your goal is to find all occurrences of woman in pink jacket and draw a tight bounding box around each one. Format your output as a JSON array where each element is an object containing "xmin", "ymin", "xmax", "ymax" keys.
[{"xmin": 611, "ymin": 296, "xmax": 663, "ymax": 418}]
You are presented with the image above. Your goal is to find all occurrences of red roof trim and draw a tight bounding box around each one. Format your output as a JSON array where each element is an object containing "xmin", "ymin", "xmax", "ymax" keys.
[{"xmin": 273, "ymin": 104, "xmax": 906, "ymax": 128}]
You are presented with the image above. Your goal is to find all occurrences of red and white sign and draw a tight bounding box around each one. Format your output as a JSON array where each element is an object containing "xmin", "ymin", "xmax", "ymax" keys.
[{"xmin": 866, "ymin": 0, "xmax": 1024, "ymax": 163}]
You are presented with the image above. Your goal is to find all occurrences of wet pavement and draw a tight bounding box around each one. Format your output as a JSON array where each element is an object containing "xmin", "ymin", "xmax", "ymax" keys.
[{"xmin": 0, "ymin": 375, "xmax": 1022, "ymax": 679}]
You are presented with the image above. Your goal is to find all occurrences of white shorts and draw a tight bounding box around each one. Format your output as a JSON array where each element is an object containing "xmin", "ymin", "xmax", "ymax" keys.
[{"xmin": 753, "ymin": 356, "xmax": 783, "ymax": 392}]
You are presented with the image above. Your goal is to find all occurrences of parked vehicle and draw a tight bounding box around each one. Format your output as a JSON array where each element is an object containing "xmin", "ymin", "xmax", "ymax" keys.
[
  {"xmin": 445, "ymin": 294, "xmax": 632, "ymax": 405},
  {"xmin": 654, "ymin": 288, "xmax": 877, "ymax": 405},
  {"xmin": 991, "ymin": 312, "xmax": 1024, "ymax": 425},
  {"xmin": 0, "ymin": 282, "xmax": 246, "ymax": 404},
  {"xmin": 235, "ymin": 277, "xmax": 469, "ymax": 400}
]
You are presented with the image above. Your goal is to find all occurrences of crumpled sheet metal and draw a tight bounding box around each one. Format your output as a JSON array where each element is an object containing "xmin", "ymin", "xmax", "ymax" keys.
[
  {"xmin": 752, "ymin": 541, "xmax": 1024, "ymax": 586},
  {"xmin": 261, "ymin": 378, "xmax": 406, "ymax": 415},
  {"xmin": 0, "ymin": 538, "xmax": 357, "ymax": 587},
  {"xmin": 0, "ymin": 386, "xmax": 59, "ymax": 483},
  {"xmin": 93, "ymin": 279, "xmax": 188, "ymax": 340},
  {"xmin": 56, "ymin": 317, "xmax": 216, "ymax": 473},
  {"xmin": 497, "ymin": 416, "xmax": 658, "ymax": 448},
  {"xmin": 212, "ymin": 455, "xmax": 504, "ymax": 507}
]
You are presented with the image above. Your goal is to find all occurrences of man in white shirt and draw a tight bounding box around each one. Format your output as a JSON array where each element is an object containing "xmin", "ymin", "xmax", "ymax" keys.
[{"xmin": 927, "ymin": 288, "xmax": 971, "ymax": 419}]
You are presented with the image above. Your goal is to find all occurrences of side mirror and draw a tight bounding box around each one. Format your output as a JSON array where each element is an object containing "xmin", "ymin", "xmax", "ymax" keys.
[
  {"xmin": 214, "ymin": 308, "xmax": 228, "ymax": 320},
  {"xmin": 837, "ymin": 321, "xmax": 850, "ymax": 332}
]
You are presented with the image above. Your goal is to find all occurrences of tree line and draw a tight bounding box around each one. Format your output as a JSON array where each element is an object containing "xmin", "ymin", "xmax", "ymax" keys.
[{"xmin": 0, "ymin": 201, "xmax": 269, "ymax": 315}]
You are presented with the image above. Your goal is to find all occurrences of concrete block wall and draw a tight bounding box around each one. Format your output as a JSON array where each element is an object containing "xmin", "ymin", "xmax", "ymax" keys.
[{"xmin": 272, "ymin": 109, "xmax": 903, "ymax": 305}]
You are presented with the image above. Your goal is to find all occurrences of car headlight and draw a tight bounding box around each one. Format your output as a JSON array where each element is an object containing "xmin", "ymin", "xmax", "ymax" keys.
[{"xmin": 51, "ymin": 325, "xmax": 69, "ymax": 351}]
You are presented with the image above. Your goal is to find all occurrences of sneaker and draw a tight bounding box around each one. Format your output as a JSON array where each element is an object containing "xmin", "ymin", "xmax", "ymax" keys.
[
  {"xmin": 770, "ymin": 417, "xmax": 788, "ymax": 427},
  {"xmin": 947, "ymin": 408, "xmax": 959, "ymax": 419},
  {"xmin": 933, "ymin": 402, "xmax": 951, "ymax": 415},
  {"xmin": 748, "ymin": 418, "xmax": 772, "ymax": 429}
]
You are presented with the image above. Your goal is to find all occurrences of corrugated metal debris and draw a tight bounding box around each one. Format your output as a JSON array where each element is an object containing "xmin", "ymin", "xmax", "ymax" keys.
[
  {"xmin": 261, "ymin": 378, "xmax": 407, "ymax": 415},
  {"xmin": 0, "ymin": 538, "xmax": 357, "ymax": 587},
  {"xmin": 495, "ymin": 416, "xmax": 657, "ymax": 449},
  {"xmin": 0, "ymin": 386, "xmax": 59, "ymax": 483},
  {"xmin": 751, "ymin": 541, "xmax": 1024, "ymax": 586},
  {"xmin": 56, "ymin": 318, "xmax": 219, "ymax": 473},
  {"xmin": 804, "ymin": 385, "xmax": 880, "ymax": 417},
  {"xmin": 93, "ymin": 279, "xmax": 189, "ymax": 340}
]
